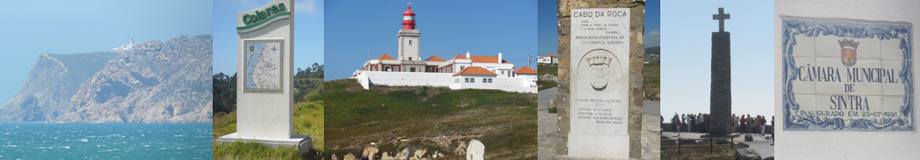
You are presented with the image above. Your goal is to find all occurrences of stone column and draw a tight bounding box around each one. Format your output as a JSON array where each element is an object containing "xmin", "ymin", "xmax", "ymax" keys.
[{"xmin": 710, "ymin": 32, "xmax": 731, "ymax": 136}]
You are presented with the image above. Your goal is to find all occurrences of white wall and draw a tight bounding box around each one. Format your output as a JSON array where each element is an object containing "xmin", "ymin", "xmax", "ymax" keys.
[
  {"xmin": 453, "ymin": 75, "xmax": 537, "ymax": 93},
  {"xmin": 775, "ymin": 0, "xmax": 920, "ymax": 158},
  {"xmin": 361, "ymin": 71, "xmax": 453, "ymax": 87}
]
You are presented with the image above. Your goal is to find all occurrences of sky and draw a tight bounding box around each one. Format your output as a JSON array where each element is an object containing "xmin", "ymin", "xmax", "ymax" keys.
[
  {"xmin": 324, "ymin": 1, "xmax": 538, "ymax": 80},
  {"xmin": 0, "ymin": 0, "xmax": 212, "ymax": 104},
  {"xmin": 661, "ymin": 1, "xmax": 774, "ymax": 118},
  {"xmin": 537, "ymin": 0, "xmax": 660, "ymax": 58},
  {"xmin": 212, "ymin": 0, "xmax": 324, "ymax": 75}
]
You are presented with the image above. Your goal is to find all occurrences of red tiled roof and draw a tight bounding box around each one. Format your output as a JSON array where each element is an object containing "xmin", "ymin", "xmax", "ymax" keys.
[
  {"xmin": 543, "ymin": 54, "xmax": 557, "ymax": 57},
  {"xmin": 449, "ymin": 54, "xmax": 468, "ymax": 60},
  {"xmin": 469, "ymin": 56, "xmax": 500, "ymax": 63},
  {"xmin": 514, "ymin": 66, "xmax": 537, "ymax": 74},
  {"xmin": 426, "ymin": 56, "xmax": 446, "ymax": 62},
  {"xmin": 375, "ymin": 54, "xmax": 396, "ymax": 60},
  {"xmin": 452, "ymin": 66, "xmax": 498, "ymax": 76}
]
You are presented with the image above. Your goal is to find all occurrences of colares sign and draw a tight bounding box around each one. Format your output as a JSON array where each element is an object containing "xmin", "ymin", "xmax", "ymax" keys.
[{"xmin": 242, "ymin": 3, "xmax": 287, "ymax": 25}]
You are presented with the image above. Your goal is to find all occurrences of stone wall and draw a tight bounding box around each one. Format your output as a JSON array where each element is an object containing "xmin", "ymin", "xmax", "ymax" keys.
[{"xmin": 556, "ymin": 0, "xmax": 646, "ymax": 159}]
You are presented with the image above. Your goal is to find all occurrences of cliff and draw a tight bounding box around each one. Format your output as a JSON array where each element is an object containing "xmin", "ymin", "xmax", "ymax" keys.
[{"xmin": 0, "ymin": 35, "xmax": 213, "ymax": 123}]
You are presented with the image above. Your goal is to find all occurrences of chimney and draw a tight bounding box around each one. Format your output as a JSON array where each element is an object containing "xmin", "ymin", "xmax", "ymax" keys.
[
  {"xmin": 497, "ymin": 52, "xmax": 502, "ymax": 63},
  {"xmin": 466, "ymin": 52, "xmax": 470, "ymax": 59}
]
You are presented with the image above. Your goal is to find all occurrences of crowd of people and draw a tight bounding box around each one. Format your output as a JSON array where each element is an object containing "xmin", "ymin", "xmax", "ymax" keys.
[{"xmin": 668, "ymin": 113, "xmax": 774, "ymax": 135}]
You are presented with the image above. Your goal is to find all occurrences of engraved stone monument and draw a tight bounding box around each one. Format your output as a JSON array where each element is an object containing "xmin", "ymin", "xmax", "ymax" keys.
[
  {"xmin": 557, "ymin": 6, "xmax": 650, "ymax": 159},
  {"xmin": 710, "ymin": 8, "xmax": 732, "ymax": 137},
  {"xmin": 555, "ymin": 1, "xmax": 645, "ymax": 159},
  {"xmin": 216, "ymin": 0, "xmax": 311, "ymax": 153}
]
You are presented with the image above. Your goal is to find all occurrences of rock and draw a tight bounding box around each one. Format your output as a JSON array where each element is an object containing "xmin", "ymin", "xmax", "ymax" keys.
[
  {"xmin": 363, "ymin": 147, "xmax": 379, "ymax": 159},
  {"xmin": 735, "ymin": 142, "xmax": 750, "ymax": 149},
  {"xmin": 381, "ymin": 152, "xmax": 394, "ymax": 160},
  {"xmin": 24, "ymin": 35, "xmax": 214, "ymax": 123},
  {"xmin": 0, "ymin": 52, "xmax": 119, "ymax": 121},
  {"xmin": 734, "ymin": 148, "xmax": 762, "ymax": 160},
  {"xmin": 466, "ymin": 139, "xmax": 485, "ymax": 160},
  {"xmin": 454, "ymin": 141, "xmax": 467, "ymax": 155},
  {"xmin": 331, "ymin": 153, "xmax": 339, "ymax": 160},
  {"xmin": 410, "ymin": 148, "xmax": 427, "ymax": 160},
  {"xmin": 344, "ymin": 153, "xmax": 356, "ymax": 160},
  {"xmin": 745, "ymin": 134, "xmax": 754, "ymax": 141},
  {"xmin": 396, "ymin": 148, "xmax": 411, "ymax": 160}
]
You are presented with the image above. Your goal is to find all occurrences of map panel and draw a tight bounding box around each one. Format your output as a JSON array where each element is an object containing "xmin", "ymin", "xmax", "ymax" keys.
[{"xmin": 244, "ymin": 39, "xmax": 283, "ymax": 92}]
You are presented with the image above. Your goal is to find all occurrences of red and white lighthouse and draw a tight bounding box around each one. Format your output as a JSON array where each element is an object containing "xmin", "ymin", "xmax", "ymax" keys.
[{"xmin": 402, "ymin": 5, "xmax": 416, "ymax": 29}]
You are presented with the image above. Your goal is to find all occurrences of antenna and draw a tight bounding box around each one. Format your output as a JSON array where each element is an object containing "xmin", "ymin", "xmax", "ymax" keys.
[{"xmin": 527, "ymin": 55, "xmax": 533, "ymax": 67}]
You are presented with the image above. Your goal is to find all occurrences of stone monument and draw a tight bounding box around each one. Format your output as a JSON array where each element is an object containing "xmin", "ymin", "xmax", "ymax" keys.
[
  {"xmin": 555, "ymin": 0, "xmax": 645, "ymax": 159},
  {"xmin": 216, "ymin": 0, "xmax": 311, "ymax": 153},
  {"xmin": 466, "ymin": 139, "xmax": 484, "ymax": 160},
  {"xmin": 710, "ymin": 7, "xmax": 732, "ymax": 137}
]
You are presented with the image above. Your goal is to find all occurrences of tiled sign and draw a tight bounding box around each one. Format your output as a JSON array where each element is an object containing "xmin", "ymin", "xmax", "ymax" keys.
[{"xmin": 781, "ymin": 18, "xmax": 913, "ymax": 132}]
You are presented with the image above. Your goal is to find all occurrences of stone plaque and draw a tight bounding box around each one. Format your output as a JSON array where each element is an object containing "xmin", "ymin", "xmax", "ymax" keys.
[
  {"xmin": 781, "ymin": 18, "xmax": 913, "ymax": 132},
  {"xmin": 244, "ymin": 39, "xmax": 284, "ymax": 92},
  {"xmin": 568, "ymin": 8, "xmax": 630, "ymax": 158}
]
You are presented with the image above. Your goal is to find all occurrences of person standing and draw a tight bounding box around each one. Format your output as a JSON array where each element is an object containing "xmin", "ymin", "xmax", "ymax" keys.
[
  {"xmin": 682, "ymin": 114, "xmax": 687, "ymax": 133},
  {"xmin": 760, "ymin": 115, "xmax": 767, "ymax": 136},
  {"xmin": 733, "ymin": 114, "xmax": 739, "ymax": 133},
  {"xmin": 746, "ymin": 114, "xmax": 753, "ymax": 134},
  {"xmin": 740, "ymin": 115, "xmax": 746, "ymax": 134},
  {"xmin": 672, "ymin": 113, "xmax": 680, "ymax": 133}
]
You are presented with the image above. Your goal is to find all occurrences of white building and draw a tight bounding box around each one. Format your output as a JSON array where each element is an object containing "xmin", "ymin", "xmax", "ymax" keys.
[
  {"xmin": 111, "ymin": 37, "xmax": 136, "ymax": 53},
  {"xmin": 352, "ymin": 5, "xmax": 537, "ymax": 93},
  {"xmin": 537, "ymin": 54, "xmax": 558, "ymax": 64}
]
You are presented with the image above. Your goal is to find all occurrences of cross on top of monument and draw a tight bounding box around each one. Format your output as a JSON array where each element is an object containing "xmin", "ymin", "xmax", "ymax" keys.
[{"xmin": 713, "ymin": 7, "xmax": 730, "ymax": 32}]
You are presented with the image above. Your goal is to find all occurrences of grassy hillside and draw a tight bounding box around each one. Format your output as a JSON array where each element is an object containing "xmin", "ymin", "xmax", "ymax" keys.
[
  {"xmin": 212, "ymin": 101, "xmax": 325, "ymax": 159},
  {"xmin": 324, "ymin": 79, "xmax": 537, "ymax": 159},
  {"xmin": 644, "ymin": 63, "xmax": 660, "ymax": 101}
]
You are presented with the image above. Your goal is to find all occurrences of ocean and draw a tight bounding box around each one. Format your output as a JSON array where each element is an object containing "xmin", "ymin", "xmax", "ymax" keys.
[{"xmin": 0, "ymin": 122, "xmax": 212, "ymax": 159}]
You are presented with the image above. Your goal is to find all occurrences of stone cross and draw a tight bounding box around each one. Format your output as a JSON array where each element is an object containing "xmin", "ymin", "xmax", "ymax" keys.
[{"xmin": 713, "ymin": 8, "xmax": 730, "ymax": 32}]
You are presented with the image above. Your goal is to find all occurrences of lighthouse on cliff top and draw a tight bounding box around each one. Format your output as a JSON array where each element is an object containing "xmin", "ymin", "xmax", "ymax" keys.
[{"xmin": 398, "ymin": 5, "xmax": 421, "ymax": 61}]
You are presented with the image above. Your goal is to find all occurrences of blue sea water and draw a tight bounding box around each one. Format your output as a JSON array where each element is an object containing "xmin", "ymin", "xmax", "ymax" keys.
[{"xmin": 0, "ymin": 122, "xmax": 212, "ymax": 159}]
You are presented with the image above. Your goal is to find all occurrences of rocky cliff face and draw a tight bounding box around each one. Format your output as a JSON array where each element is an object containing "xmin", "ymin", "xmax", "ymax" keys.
[
  {"xmin": 0, "ymin": 52, "xmax": 119, "ymax": 121},
  {"xmin": 0, "ymin": 35, "xmax": 213, "ymax": 123}
]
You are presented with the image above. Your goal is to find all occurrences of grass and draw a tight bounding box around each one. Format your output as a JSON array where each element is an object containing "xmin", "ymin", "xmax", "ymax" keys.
[
  {"xmin": 214, "ymin": 141, "xmax": 316, "ymax": 160},
  {"xmin": 537, "ymin": 79, "xmax": 557, "ymax": 91},
  {"xmin": 212, "ymin": 101, "xmax": 325, "ymax": 159},
  {"xmin": 643, "ymin": 63, "xmax": 660, "ymax": 101},
  {"xmin": 537, "ymin": 64, "xmax": 557, "ymax": 77},
  {"xmin": 324, "ymin": 79, "xmax": 537, "ymax": 159}
]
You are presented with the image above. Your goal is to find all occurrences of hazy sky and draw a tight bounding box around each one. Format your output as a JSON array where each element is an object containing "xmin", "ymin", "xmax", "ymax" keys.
[
  {"xmin": 0, "ymin": 0, "xmax": 212, "ymax": 103},
  {"xmin": 661, "ymin": 1, "xmax": 775, "ymax": 118},
  {"xmin": 212, "ymin": 0, "xmax": 324, "ymax": 75},
  {"xmin": 537, "ymin": 0, "xmax": 660, "ymax": 58},
  {"xmin": 324, "ymin": 0, "xmax": 538, "ymax": 80}
]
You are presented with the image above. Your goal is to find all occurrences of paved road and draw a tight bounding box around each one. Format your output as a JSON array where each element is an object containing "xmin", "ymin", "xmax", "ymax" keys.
[
  {"xmin": 537, "ymin": 87, "xmax": 558, "ymax": 160},
  {"xmin": 641, "ymin": 101, "xmax": 661, "ymax": 159},
  {"xmin": 537, "ymin": 87, "xmax": 557, "ymax": 110}
]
